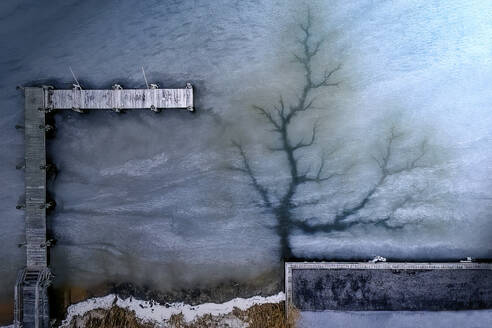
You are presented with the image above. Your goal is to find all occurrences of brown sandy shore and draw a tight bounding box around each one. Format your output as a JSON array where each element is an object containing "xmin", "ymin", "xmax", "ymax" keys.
[
  {"xmin": 0, "ymin": 303, "xmax": 13, "ymax": 327},
  {"xmin": 0, "ymin": 269, "xmax": 282, "ymax": 326}
]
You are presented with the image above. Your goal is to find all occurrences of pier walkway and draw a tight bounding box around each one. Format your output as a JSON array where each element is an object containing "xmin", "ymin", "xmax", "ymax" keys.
[{"xmin": 15, "ymin": 84, "xmax": 193, "ymax": 328}]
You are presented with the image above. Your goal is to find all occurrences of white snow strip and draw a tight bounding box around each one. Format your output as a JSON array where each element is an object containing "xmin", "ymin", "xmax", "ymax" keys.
[{"xmin": 61, "ymin": 292, "xmax": 285, "ymax": 327}]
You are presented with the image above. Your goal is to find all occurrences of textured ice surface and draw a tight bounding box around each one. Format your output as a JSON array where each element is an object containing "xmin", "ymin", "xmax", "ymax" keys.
[
  {"xmin": 0, "ymin": 0, "xmax": 491, "ymax": 315},
  {"xmin": 299, "ymin": 310, "xmax": 492, "ymax": 328}
]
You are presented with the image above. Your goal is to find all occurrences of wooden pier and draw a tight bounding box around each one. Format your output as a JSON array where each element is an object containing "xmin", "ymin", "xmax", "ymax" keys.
[
  {"xmin": 15, "ymin": 87, "xmax": 51, "ymax": 328},
  {"xmin": 50, "ymin": 86, "xmax": 193, "ymax": 111},
  {"xmin": 15, "ymin": 84, "xmax": 193, "ymax": 328}
]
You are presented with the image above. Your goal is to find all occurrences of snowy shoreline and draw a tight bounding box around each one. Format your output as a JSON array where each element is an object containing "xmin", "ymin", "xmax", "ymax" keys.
[
  {"xmin": 60, "ymin": 292, "xmax": 285, "ymax": 327},
  {"xmin": 0, "ymin": 292, "xmax": 285, "ymax": 327}
]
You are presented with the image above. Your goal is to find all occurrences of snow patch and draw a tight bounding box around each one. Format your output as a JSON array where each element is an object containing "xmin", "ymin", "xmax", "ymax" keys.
[
  {"xmin": 100, "ymin": 153, "xmax": 168, "ymax": 177},
  {"xmin": 61, "ymin": 292, "xmax": 285, "ymax": 327}
]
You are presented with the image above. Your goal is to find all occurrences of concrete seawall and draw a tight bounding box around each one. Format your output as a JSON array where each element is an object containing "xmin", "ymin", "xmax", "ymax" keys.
[{"xmin": 286, "ymin": 262, "xmax": 492, "ymax": 311}]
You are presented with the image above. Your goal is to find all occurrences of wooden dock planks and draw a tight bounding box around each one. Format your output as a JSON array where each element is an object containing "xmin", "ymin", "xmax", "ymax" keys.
[
  {"xmin": 50, "ymin": 87, "xmax": 193, "ymax": 110},
  {"xmin": 24, "ymin": 88, "xmax": 47, "ymax": 269},
  {"xmin": 15, "ymin": 87, "xmax": 51, "ymax": 328}
]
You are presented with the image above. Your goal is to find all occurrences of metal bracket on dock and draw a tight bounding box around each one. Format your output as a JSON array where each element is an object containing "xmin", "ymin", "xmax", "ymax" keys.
[
  {"xmin": 71, "ymin": 84, "xmax": 85, "ymax": 113},
  {"xmin": 112, "ymin": 84, "xmax": 124, "ymax": 113},
  {"xmin": 44, "ymin": 124, "xmax": 54, "ymax": 133},
  {"xmin": 369, "ymin": 256, "xmax": 387, "ymax": 263},
  {"xmin": 39, "ymin": 239, "xmax": 55, "ymax": 248},
  {"xmin": 150, "ymin": 83, "xmax": 160, "ymax": 113},
  {"xmin": 186, "ymin": 82, "xmax": 194, "ymax": 112},
  {"xmin": 38, "ymin": 200, "xmax": 55, "ymax": 210},
  {"xmin": 39, "ymin": 163, "xmax": 54, "ymax": 171},
  {"xmin": 39, "ymin": 86, "xmax": 54, "ymax": 113}
]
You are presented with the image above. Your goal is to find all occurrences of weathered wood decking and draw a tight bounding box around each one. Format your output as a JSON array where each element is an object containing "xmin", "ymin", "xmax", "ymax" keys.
[
  {"xmin": 15, "ymin": 87, "xmax": 51, "ymax": 328},
  {"xmin": 15, "ymin": 84, "xmax": 194, "ymax": 328},
  {"xmin": 50, "ymin": 87, "xmax": 193, "ymax": 110},
  {"xmin": 24, "ymin": 88, "xmax": 48, "ymax": 268},
  {"xmin": 15, "ymin": 268, "xmax": 51, "ymax": 328}
]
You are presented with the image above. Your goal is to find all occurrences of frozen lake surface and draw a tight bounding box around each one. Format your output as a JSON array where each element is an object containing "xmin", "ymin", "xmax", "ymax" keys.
[
  {"xmin": 299, "ymin": 310, "xmax": 492, "ymax": 328},
  {"xmin": 1, "ymin": 0, "xmax": 492, "ymax": 325}
]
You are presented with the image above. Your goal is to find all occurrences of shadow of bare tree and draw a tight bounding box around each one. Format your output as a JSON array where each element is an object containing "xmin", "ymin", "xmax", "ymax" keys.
[{"xmin": 231, "ymin": 10, "xmax": 431, "ymax": 260}]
